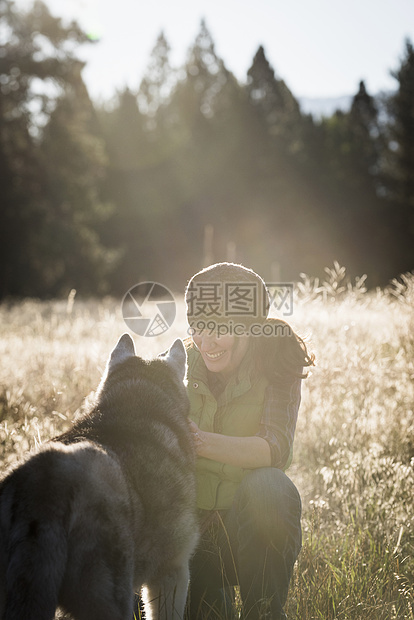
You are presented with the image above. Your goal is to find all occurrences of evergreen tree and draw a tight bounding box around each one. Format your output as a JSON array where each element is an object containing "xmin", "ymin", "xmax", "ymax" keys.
[
  {"xmin": 0, "ymin": 0, "xmax": 111, "ymax": 297},
  {"xmin": 136, "ymin": 33, "xmax": 181, "ymax": 169},
  {"xmin": 246, "ymin": 46, "xmax": 301, "ymax": 147},
  {"xmin": 160, "ymin": 20, "xmax": 245, "ymax": 276},
  {"xmin": 138, "ymin": 32, "xmax": 176, "ymax": 123},
  {"xmin": 383, "ymin": 39, "xmax": 414, "ymax": 275},
  {"xmin": 349, "ymin": 81, "xmax": 381, "ymax": 179},
  {"xmin": 98, "ymin": 87, "xmax": 156, "ymax": 292},
  {"xmin": 169, "ymin": 20, "xmax": 234, "ymax": 136},
  {"xmin": 312, "ymin": 82, "xmax": 391, "ymax": 281},
  {"xmin": 39, "ymin": 66, "xmax": 114, "ymax": 295},
  {"xmin": 0, "ymin": 0, "xmax": 42, "ymax": 295},
  {"xmin": 242, "ymin": 46, "xmax": 318, "ymax": 278},
  {"xmin": 387, "ymin": 40, "xmax": 414, "ymax": 211},
  {"xmin": 103, "ymin": 88, "xmax": 148, "ymax": 169},
  {"xmin": 2, "ymin": 3, "xmax": 409, "ymax": 293}
]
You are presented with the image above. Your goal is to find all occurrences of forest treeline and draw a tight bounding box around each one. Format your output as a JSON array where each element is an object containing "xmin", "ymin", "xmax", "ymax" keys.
[{"xmin": 1, "ymin": 0, "xmax": 414, "ymax": 298}]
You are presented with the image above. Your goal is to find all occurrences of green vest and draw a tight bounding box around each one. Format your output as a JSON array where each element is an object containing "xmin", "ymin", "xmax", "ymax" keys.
[{"xmin": 186, "ymin": 343, "xmax": 269, "ymax": 511}]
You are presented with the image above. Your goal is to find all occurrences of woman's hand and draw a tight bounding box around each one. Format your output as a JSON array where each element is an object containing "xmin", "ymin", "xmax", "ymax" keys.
[
  {"xmin": 189, "ymin": 420, "xmax": 204, "ymax": 453},
  {"xmin": 188, "ymin": 419, "xmax": 271, "ymax": 468}
]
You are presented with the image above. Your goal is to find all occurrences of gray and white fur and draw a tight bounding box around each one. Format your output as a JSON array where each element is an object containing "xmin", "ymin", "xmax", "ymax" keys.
[{"xmin": 0, "ymin": 334, "xmax": 198, "ymax": 620}]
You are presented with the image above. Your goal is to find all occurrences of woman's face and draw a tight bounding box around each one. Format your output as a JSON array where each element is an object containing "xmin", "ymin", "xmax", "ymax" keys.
[{"xmin": 192, "ymin": 331, "xmax": 250, "ymax": 377}]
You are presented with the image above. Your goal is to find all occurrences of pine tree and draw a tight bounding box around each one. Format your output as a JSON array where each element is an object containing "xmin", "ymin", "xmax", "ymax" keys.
[
  {"xmin": 138, "ymin": 32, "xmax": 176, "ymax": 122},
  {"xmin": 103, "ymin": 87, "xmax": 148, "ymax": 169},
  {"xmin": 387, "ymin": 39, "xmax": 414, "ymax": 210},
  {"xmin": 169, "ymin": 20, "xmax": 235, "ymax": 136},
  {"xmin": 241, "ymin": 45, "xmax": 318, "ymax": 278},
  {"xmin": 343, "ymin": 81, "xmax": 388, "ymax": 280},
  {"xmin": 312, "ymin": 82, "xmax": 389, "ymax": 281},
  {"xmin": 162, "ymin": 20, "xmax": 250, "ymax": 273},
  {"xmin": 0, "ymin": 0, "xmax": 42, "ymax": 295},
  {"xmin": 246, "ymin": 45, "xmax": 301, "ymax": 146},
  {"xmin": 98, "ymin": 87, "xmax": 158, "ymax": 292},
  {"xmin": 136, "ymin": 32, "xmax": 180, "ymax": 167},
  {"xmin": 0, "ymin": 0, "xmax": 110, "ymax": 297},
  {"xmin": 384, "ymin": 39, "xmax": 414, "ymax": 275},
  {"xmin": 349, "ymin": 80, "xmax": 381, "ymax": 177},
  {"xmin": 40, "ymin": 66, "xmax": 114, "ymax": 295}
]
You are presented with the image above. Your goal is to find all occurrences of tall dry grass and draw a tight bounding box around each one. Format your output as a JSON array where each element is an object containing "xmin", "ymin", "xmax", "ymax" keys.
[
  {"xmin": 0, "ymin": 265, "xmax": 413, "ymax": 619},
  {"xmin": 287, "ymin": 265, "xmax": 414, "ymax": 619}
]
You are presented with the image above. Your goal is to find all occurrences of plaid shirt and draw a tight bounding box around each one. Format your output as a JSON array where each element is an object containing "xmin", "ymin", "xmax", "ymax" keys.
[
  {"xmin": 207, "ymin": 369, "xmax": 302, "ymax": 470},
  {"xmin": 256, "ymin": 376, "xmax": 302, "ymax": 468}
]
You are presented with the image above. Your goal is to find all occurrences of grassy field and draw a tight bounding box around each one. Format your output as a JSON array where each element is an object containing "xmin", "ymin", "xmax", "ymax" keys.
[{"xmin": 0, "ymin": 266, "xmax": 413, "ymax": 619}]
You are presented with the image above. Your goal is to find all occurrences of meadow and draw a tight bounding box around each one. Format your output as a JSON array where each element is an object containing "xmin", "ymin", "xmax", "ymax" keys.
[{"xmin": 0, "ymin": 265, "xmax": 413, "ymax": 619}]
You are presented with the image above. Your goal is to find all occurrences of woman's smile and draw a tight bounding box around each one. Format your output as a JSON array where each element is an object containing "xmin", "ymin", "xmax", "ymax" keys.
[
  {"xmin": 203, "ymin": 350, "xmax": 226, "ymax": 360},
  {"xmin": 192, "ymin": 333, "xmax": 249, "ymax": 377}
]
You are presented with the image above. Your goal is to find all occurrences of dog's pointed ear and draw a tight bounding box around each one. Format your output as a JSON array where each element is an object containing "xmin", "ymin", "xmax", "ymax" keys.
[
  {"xmin": 159, "ymin": 339, "xmax": 187, "ymax": 381},
  {"xmin": 108, "ymin": 333, "xmax": 136, "ymax": 372}
]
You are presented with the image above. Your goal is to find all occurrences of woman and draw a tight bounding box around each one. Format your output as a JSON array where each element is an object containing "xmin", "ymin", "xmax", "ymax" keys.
[{"xmin": 184, "ymin": 262, "xmax": 314, "ymax": 620}]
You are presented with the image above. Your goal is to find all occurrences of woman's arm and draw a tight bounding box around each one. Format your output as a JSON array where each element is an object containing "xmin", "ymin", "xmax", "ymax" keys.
[
  {"xmin": 189, "ymin": 420, "xmax": 271, "ymax": 468},
  {"xmin": 189, "ymin": 374, "xmax": 302, "ymax": 470},
  {"xmin": 256, "ymin": 376, "xmax": 302, "ymax": 469}
]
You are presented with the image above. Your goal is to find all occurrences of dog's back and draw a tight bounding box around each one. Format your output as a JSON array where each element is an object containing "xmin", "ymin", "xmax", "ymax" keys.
[{"xmin": 0, "ymin": 335, "xmax": 198, "ymax": 620}]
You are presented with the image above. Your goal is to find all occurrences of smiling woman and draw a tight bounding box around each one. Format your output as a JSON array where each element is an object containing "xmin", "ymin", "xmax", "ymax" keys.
[{"xmin": 183, "ymin": 262, "xmax": 314, "ymax": 620}]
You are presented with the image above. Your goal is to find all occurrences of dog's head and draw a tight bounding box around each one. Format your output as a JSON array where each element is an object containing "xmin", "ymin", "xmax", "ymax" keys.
[
  {"xmin": 93, "ymin": 334, "xmax": 188, "ymax": 422},
  {"xmin": 101, "ymin": 333, "xmax": 187, "ymax": 388}
]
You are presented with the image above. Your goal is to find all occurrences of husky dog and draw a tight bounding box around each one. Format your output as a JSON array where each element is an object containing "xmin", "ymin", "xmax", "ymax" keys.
[{"xmin": 0, "ymin": 334, "xmax": 198, "ymax": 620}]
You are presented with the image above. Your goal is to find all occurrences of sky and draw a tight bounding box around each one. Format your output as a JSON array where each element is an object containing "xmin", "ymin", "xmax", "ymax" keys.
[{"xmin": 15, "ymin": 0, "xmax": 414, "ymax": 103}]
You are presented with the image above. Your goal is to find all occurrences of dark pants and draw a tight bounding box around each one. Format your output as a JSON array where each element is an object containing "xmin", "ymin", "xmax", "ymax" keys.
[{"xmin": 186, "ymin": 468, "xmax": 302, "ymax": 620}]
